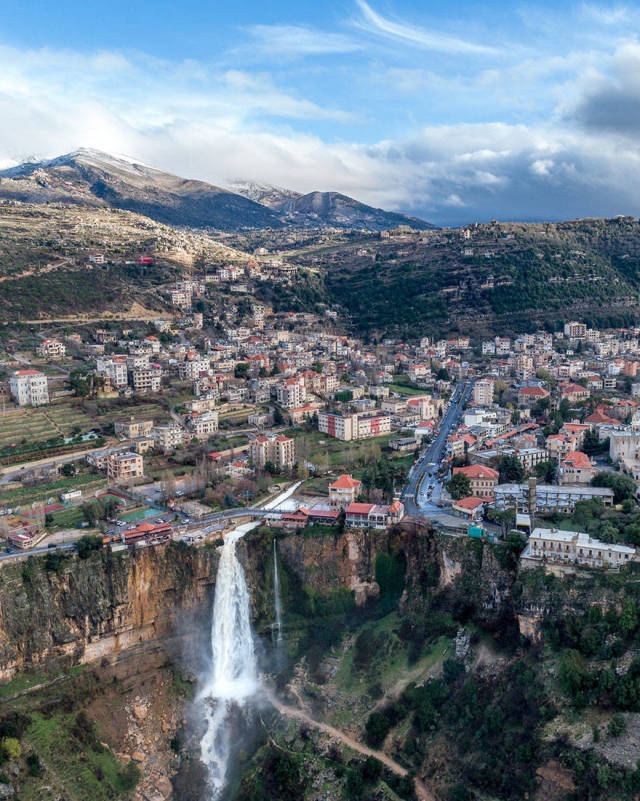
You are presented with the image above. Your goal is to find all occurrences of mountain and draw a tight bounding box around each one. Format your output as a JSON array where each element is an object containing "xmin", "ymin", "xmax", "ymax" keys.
[
  {"xmin": 228, "ymin": 181, "xmax": 435, "ymax": 231},
  {"xmin": 0, "ymin": 150, "xmax": 434, "ymax": 232},
  {"xmin": 0, "ymin": 149, "xmax": 283, "ymax": 231}
]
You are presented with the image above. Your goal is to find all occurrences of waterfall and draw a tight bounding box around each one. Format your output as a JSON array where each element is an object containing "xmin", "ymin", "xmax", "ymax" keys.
[
  {"xmin": 199, "ymin": 522, "xmax": 259, "ymax": 798},
  {"xmin": 273, "ymin": 538, "xmax": 283, "ymax": 645},
  {"xmin": 198, "ymin": 482, "xmax": 301, "ymax": 797}
]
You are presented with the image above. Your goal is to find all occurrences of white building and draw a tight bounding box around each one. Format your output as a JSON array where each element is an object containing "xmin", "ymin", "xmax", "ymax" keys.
[
  {"xmin": 474, "ymin": 378, "xmax": 494, "ymax": 406},
  {"xmin": 10, "ymin": 370, "xmax": 49, "ymax": 406},
  {"xmin": 152, "ymin": 425, "xmax": 184, "ymax": 452},
  {"xmin": 524, "ymin": 527, "xmax": 635, "ymax": 570},
  {"xmin": 188, "ymin": 411, "xmax": 219, "ymax": 440},
  {"xmin": 96, "ymin": 357, "xmax": 128, "ymax": 387},
  {"xmin": 36, "ymin": 339, "xmax": 66, "ymax": 359}
]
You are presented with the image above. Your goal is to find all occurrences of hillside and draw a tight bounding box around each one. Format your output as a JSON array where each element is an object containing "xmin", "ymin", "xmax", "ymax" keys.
[
  {"xmin": 0, "ymin": 202, "xmax": 248, "ymax": 320},
  {"xmin": 293, "ymin": 216, "xmax": 640, "ymax": 339}
]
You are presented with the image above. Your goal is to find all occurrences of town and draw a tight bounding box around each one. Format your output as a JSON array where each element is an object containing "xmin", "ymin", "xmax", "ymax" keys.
[{"xmin": 3, "ymin": 276, "xmax": 640, "ymax": 578}]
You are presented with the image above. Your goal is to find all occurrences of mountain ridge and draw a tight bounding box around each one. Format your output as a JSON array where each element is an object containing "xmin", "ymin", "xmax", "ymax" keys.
[{"xmin": 0, "ymin": 149, "xmax": 434, "ymax": 232}]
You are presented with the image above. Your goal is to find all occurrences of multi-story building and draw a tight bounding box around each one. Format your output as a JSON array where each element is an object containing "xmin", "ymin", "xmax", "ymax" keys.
[
  {"xmin": 473, "ymin": 378, "xmax": 494, "ymax": 406},
  {"xmin": 170, "ymin": 288, "xmax": 192, "ymax": 310},
  {"xmin": 558, "ymin": 451, "xmax": 597, "ymax": 484},
  {"xmin": 329, "ymin": 474, "xmax": 362, "ymax": 509},
  {"xmin": 250, "ymin": 434, "xmax": 296, "ymax": 469},
  {"xmin": 564, "ymin": 321, "xmax": 587, "ymax": 339},
  {"xmin": 493, "ymin": 479, "xmax": 614, "ymax": 515},
  {"xmin": 276, "ymin": 379, "xmax": 306, "ymax": 409},
  {"xmin": 10, "ymin": 370, "xmax": 49, "ymax": 406},
  {"xmin": 106, "ymin": 451, "xmax": 144, "ymax": 482},
  {"xmin": 452, "ymin": 464, "xmax": 499, "ymax": 499},
  {"xmin": 345, "ymin": 499, "xmax": 404, "ymax": 529},
  {"xmin": 178, "ymin": 358, "xmax": 211, "ymax": 381},
  {"xmin": 188, "ymin": 411, "xmax": 219, "ymax": 440},
  {"xmin": 318, "ymin": 411, "xmax": 391, "ymax": 441},
  {"xmin": 36, "ymin": 339, "xmax": 66, "ymax": 359},
  {"xmin": 96, "ymin": 357, "xmax": 128, "ymax": 387},
  {"xmin": 523, "ymin": 527, "xmax": 635, "ymax": 570},
  {"xmin": 114, "ymin": 419, "xmax": 154, "ymax": 439},
  {"xmin": 152, "ymin": 425, "xmax": 185, "ymax": 452},
  {"xmin": 132, "ymin": 365, "xmax": 162, "ymax": 394}
]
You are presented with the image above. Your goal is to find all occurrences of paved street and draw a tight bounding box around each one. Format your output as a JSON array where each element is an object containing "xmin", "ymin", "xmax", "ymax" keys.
[{"xmin": 402, "ymin": 381, "xmax": 472, "ymax": 519}]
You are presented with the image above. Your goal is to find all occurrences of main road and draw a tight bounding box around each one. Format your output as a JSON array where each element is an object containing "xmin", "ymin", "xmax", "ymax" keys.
[{"xmin": 402, "ymin": 381, "xmax": 472, "ymax": 517}]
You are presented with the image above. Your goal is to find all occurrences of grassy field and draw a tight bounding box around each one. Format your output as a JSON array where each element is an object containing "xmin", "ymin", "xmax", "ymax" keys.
[{"xmin": 387, "ymin": 382, "xmax": 428, "ymax": 396}]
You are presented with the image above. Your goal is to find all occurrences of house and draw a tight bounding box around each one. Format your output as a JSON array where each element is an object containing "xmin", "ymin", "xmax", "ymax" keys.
[
  {"xmin": 451, "ymin": 496, "xmax": 485, "ymax": 521},
  {"xmin": 558, "ymin": 382, "xmax": 590, "ymax": 403},
  {"xmin": 114, "ymin": 419, "xmax": 154, "ymax": 439},
  {"xmin": 523, "ymin": 527, "xmax": 635, "ymax": 570},
  {"xmin": 37, "ymin": 339, "xmax": 66, "ymax": 359},
  {"xmin": 10, "ymin": 370, "xmax": 49, "ymax": 406},
  {"xmin": 493, "ymin": 480, "xmax": 614, "ymax": 514},
  {"xmin": 329, "ymin": 474, "xmax": 362, "ymax": 509},
  {"xmin": 558, "ymin": 451, "xmax": 597, "ymax": 485},
  {"xmin": 0, "ymin": 514, "xmax": 45, "ymax": 549},
  {"xmin": 452, "ymin": 464, "xmax": 499, "ymax": 499},
  {"xmin": 106, "ymin": 451, "xmax": 144, "ymax": 482}
]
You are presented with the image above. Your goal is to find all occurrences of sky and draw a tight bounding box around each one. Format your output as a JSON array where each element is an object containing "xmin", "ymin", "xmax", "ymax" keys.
[{"xmin": 2, "ymin": 0, "xmax": 640, "ymax": 224}]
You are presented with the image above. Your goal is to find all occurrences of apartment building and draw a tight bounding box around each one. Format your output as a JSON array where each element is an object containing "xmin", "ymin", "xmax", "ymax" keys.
[
  {"xmin": 132, "ymin": 365, "xmax": 162, "ymax": 394},
  {"xmin": 36, "ymin": 339, "xmax": 66, "ymax": 359},
  {"xmin": 188, "ymin": 411, "xmax": 219, "ymax": 440},
  {"xmin": 276, "ymin": 379, "xmax": 306, "ymax": 409},
  {"xmin": 178, "ymin": 358, "xmax": 211, "ymax": 381},
  {"xmin": 114, "ymin": 419, "xmax": 154, "ymax": 439},
  {"xmin": 318, "ymin": 411, "xmax": 391, "ymax": 441},
  {"xmin": 345, "ymin": 499, "xmax": 404, "ymax": 529},
  {"xmin": 152, "ymin": 425, "xmax": 185, "ymax": 452},
  {"xmin": 473, "ymin": 378, "xmax": 494, "ymax": 406},
  {"xmin": 106, "ymin": 451, "xmax": 144, "ymax": 482},
  {"xmin": 10, "ymin": 370, "xmax": 49, "ymax": 406},
  {"xmin": 250, "ymin": 434, "xmax": 296, "ymax": 469},
  {"xmin": 96, "ymin": 357, "xmax": 128, "ymax": 387},
  {"xmin": 564, "ymin": 321, "xmax": 587, "ymax": 339}
]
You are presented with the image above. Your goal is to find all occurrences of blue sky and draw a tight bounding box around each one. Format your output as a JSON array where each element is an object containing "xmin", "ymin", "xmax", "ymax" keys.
[{"xmin": 2, "ymin": 0, "xmax": 640, "ymax": 224}]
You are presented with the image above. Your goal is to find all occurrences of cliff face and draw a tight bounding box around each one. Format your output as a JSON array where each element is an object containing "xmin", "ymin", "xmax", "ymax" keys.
[
  {"xmin": 0, "ymin": 543, "xmax": 220, "ymax": 680},
  {"xmin": 0, "ymin": 523, "xmax": 521, "ymax": 683}
]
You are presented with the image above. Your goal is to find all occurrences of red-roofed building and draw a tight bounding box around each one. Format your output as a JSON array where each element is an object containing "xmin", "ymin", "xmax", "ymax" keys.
[
  {"xmin": 518, "ymin": 386, "xmax": 550, "ymax": 407},
  {"xmin": 451, "ymin": 496, "xmax": 485, "ymax": 521},
  {"xmin": 329, "ymin": 474, "xmax": 362, "ymax": 509},
  {"xmin": 559, "ymin": 451, "xmax": 596, "ymax": 485},
  {"xmin": 345, "ymin": 500, "xmax": 404, "ymax": 529},
  {"xmin": 559, "ymin": 382, "xmax": 590, "ymax": 403},
  {"xmin": 453, "ymin": 464, "xmax": 499, "ymax": 499}
]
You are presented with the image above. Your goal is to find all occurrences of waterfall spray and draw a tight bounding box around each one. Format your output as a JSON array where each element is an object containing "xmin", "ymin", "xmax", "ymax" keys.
[
  {"xmin": 199, "ymin": 523, "xmax": 259, "ymax": 797},
  {"xmin": 273, "ymin": 538, "xmax": 283, "ymax": 645}
]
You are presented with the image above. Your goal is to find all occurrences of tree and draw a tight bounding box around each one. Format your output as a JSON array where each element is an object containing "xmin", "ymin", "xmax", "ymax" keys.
[
  {"xmin": 592, "ymin": 471, "xmax": 637, "ymax": 503},
  {"xmin": 273, "ymin": 407, "xmax": 284, "ymax": 426},
  {"xmin": 534, "ymin": 459, "xmax": 558, "ymax": 484},
  {"xmin": 436, "ymin": 368, "xmax": 450, "ymax": 381},
  {"xmin": 499, "ymin": 454, "xmax": 525, "ymax": 484},
  {"xmin": 76, "ymin": 534, "xmax": 103, "ymax": 559},
  {"xmin": 608, "ymin": 713, "xmax": 626, "ymax": 737},
  {"xmin": 447, "ymin": 473, "xmax": 472, "ymax": 500},
  {"xmin": 234, "ymin": 362, "xmax": 249, "ymax": 379}
]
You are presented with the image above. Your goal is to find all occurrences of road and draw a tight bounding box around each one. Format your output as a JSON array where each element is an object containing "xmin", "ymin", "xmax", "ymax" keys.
[
  {"xmin": 266, "ymin": 691, "xmax": 435, "ymax": 801},
  {"xmin": 402, "ymin": 381, "xmax": 472, "ymax": 518}
]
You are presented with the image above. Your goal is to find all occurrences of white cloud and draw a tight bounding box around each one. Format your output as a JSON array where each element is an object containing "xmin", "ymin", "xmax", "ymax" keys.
[
  {"xmin": 353, "ymin": 0, "xmax": 499, "ymax": 55},
  {"xmin": 245, "ymin": 24, "xmax": 360, "ymax": 56}
]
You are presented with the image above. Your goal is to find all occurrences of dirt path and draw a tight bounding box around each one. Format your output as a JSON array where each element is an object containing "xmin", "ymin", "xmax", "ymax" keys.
[
  {"xmin": 373, "ymin": 649, "xmax": 448, "ymax": 714},
  {"xmin": 266, "ymin": 691, "xmax": 436, "ymax": 801}
]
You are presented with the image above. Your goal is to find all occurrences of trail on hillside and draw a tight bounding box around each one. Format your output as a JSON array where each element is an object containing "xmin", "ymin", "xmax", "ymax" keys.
[{"xmin": 265, "ymin": 691, "xmax": 435, "ymax": 801}]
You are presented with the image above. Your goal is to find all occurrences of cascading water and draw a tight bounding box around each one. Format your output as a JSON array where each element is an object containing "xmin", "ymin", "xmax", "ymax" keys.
[
  {"xmin": 272, "ymin": 538, "xmax": 283, "ymax": 645},
  {"xmin": 199, "ymin": 521, "xmax": 260, "ymax": 798},
  {"xmin": 198, "ymin": 482, "xmax": 301, "ymax": 797}
]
